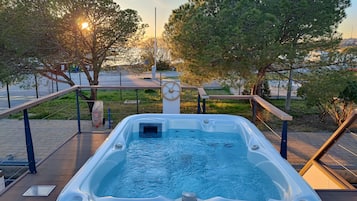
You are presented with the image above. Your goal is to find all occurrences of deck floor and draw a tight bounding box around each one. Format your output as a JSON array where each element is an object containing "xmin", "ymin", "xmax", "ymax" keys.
[{"xmin": 0, "ymin": 132, "xmax": 107, "ymax": 201}]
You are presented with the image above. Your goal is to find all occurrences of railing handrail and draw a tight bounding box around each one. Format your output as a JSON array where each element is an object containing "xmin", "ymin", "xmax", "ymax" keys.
[
  {"xmin": 197, "ymin": 88, "xmax": 209, "ymax": 99},
  {"xmin": 0, "ymin": 85, "xmax": 198, "ymax": 119},
  {"xmin": 0, "ymin": 86, "xmax": 293, "ymax": 121},
  {"xmin": 0, "ymin": 86, "xmax": 79, "ymax": 119},
  {"xmin": 78, "ymin": 85, "xmax": 196, "ymax": 90},
  {"xmin": 253, "ymin": 95, "xmax": 293, "ymax": 121},
  {"xmin": 200, "ymin": 92, "xmax": 293, "ymax": 121}
]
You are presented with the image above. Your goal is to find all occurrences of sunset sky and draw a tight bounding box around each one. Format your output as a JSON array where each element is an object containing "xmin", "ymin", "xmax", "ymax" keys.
[{"xmin": 115, "ymin": 0, "xmax": 357, "ymax": 39}]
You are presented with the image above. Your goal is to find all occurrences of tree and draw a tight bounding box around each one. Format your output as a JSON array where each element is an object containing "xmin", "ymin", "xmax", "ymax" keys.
[
  {"xmin": 0, "ymin": 0, "xmax": 29, "ymax": 85},
  {"xmin": 139, "ymin": 38, "xmax": 171, "ymax": 71},
  {"xmin": 297, "ymin": 69, "xmax": 356, "ymax": 125},
  {"xmin": 164, "ymin": 0, "xmax": 350, "ymax": 95},
  {"xmin": 340, "ymin": 80, "xmax": 357, "ymax": 103},
  {"xmin": 2, "ymin": 0, "xmax": 146, "ymax": 111}
]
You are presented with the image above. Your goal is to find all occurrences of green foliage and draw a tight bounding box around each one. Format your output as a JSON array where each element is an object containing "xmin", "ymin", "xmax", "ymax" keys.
[
  {"xmin": 0, "ymin": 0, "xmax": 146, "ymax": 101},
  {"xmin": 298, "ymin": 70, "xmax": 352, "ymax": 106},
  {"xmin": 262, "ymin": 80, "xmax": 271, "ymax": 99},
  {"xmin": 298, "ymin": 69, "xmax": 356, "ymax": 124},
  {"xmin": 0, "ymin": 1, "xmax": 29, "ymax": 83},
  {"xmin": 156, "ymin": 60, "xmax": 171, "ymax": 71},
  {"xmin": 207, "ymin": 101, "xmax": 251, "ymax": 117},
  {"xmin": 339, "ymin": 80, "xmax": 357, "ymax": 103},
  {"xmin": 164, "ymin": 0, "xmax": 350, "ymax": 93},
  {"xmin": 271, "ymin": 99, "xmax": 321, "ymax": 117}
]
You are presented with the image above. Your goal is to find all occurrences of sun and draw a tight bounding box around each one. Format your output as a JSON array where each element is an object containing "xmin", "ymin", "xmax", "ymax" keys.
[{"xmin": 81, "ymin": 22, "xmax": 89, "ymax": 30}]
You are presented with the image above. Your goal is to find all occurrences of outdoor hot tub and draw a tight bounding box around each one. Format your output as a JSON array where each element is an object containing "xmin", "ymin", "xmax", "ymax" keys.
[{"xmin": 57, "ymin": 114, "xmax": 321, "ymax": 201}]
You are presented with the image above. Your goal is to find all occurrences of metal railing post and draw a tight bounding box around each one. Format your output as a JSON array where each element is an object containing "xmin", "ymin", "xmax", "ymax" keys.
[
  {"xmin": 76, "ymin": 89, "xmax": 81, "ymax": 133},
  {"xmin": 136, "ymin": 89, "xmax": 139, "ymax": 114},
  {"xmin": 280, "ymin": 120, "xmax": 288, "ymax": 159},
  {"xmin": 202, "ymin": 98, "xmax": 206, "ymax": 114},
  {"xmin": 23, "ymin": 109, "xmax": 37, "ymax": 174},
  {"xmin": 108, "ymin": 108, "xmax": 112, "ymax": 129},
  {"xmin": 197, "ymin": 94, "xmax": 201, "ymax": 114},
  {"xmin": 252, "ymin": 100, "xmax": 257, "ymax": 123},
  {"xmin": 6, "ymin": 82, "xmax": 10, "ymax": 108}
]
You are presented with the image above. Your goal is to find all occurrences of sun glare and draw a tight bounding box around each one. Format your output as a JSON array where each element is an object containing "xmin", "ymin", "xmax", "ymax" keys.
[{"xmin": 81, "ymin": 22, "xmax": 89, "ymax": 30}]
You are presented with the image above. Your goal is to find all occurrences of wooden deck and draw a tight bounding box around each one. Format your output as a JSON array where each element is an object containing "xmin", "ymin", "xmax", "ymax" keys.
[
  {"xmin": 317, "ymin": 190, "xmax": 357, "ymax": 201},
  {"xmin": 0, "ymin": 132, "xmax": 356, "ymax": 201},
  {"xmin": 0, "ymin": 132, "xmax": 108, "ymax": 201}
]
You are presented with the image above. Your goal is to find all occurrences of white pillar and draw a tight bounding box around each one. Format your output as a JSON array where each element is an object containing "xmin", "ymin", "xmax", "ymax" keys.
[
  {"xmin": 151, "ymin": 65, "xmax": 156, "ymax": 80},
  {"xmin": 162, "ymin": 81, "xmax": 181, "ymax": 114}
]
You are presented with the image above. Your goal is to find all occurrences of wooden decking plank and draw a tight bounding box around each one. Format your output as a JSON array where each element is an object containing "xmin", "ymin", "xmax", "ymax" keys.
[{"xmin": 0, "ymin": 133, "xmax": 107, "ymax": 201}]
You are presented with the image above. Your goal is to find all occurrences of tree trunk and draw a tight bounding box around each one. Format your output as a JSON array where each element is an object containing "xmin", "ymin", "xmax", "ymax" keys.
[
  {"xmin": 251, "ymin": 65, "xmax": 270, "ymax": 95},
  {"xmin": 88, "ymin": 88, "xmax": 98, "ymax": 113},
  {"xmin": 285, "ymin": 66, "xmax": 293, "ymax": 111},
  {"xmin": 85, "ymin": 60, "xmax": 100, "ymax": 114},
  {"xmin": 250, "ymin": 65, "xmax": 270, "ymax": 122}
]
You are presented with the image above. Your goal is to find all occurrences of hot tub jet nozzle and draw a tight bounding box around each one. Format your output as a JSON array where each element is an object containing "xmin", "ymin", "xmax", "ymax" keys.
[{"xmin": 182, "ymin": 192, "xmax": 197, "ymax": 201}]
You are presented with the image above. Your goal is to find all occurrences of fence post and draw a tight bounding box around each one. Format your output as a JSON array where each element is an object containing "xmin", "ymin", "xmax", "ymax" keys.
[
  {"xmin": 23, "ymin": 109, "xmax": 37, "ymax": 174},
  {"xmin": 136, "ymin": 89, "xmax": 139, "ymax": 114},
  {"xmin": 197, "ymin": 94, "xmax": 201, "ymax": 114},
  {"xmin": 252, "ymin": 99, "xmax": 257, "ymax": 123},
  {"xmin": 202, "ymin": 98, "xmax": 206, "ymax": 114},
  {"xmin": 6, "ymin": 82, "xmax": 10, "ymax": 108},
  {"xmin": 108, "ymin": 108, "xmax": 112, "ymax": 129},
  {"xmin": 280, "ymin": 120, "xmax": 288, "ymax": 159},
  {"xmin": 76, "ymin": 89, "xmax": 81, "ymax": 133},
  {"xmin": 34, "ymin": 74, "xmax": 39, "ymax": 99}
]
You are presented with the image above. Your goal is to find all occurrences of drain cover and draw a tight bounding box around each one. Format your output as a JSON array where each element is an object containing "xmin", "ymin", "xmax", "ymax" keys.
[{"xmin": 22, "ymin": 185, "xmax": 56, "ymax": 197}]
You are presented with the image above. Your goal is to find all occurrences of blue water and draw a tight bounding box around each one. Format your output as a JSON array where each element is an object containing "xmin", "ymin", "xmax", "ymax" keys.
[{"xmin": 96, "ymin": 130, "xmax": 280, "ymax": 201}]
